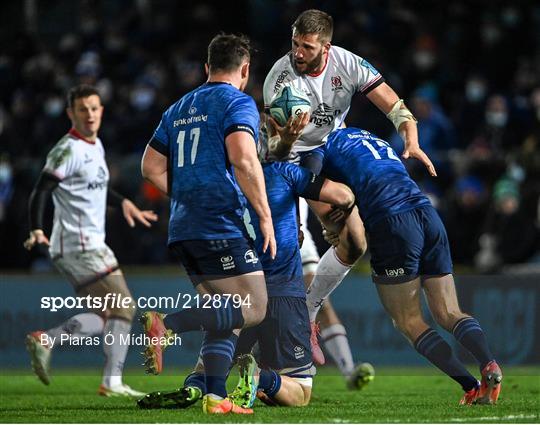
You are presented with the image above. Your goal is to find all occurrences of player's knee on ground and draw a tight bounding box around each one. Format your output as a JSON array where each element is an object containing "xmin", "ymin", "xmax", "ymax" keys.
[
  {"xmin": 78, "ymin": 270, "xmax": 136, "ymax": 322},
  {"xmin": 269, "ymin": 376, "xmax": 312, "ymax": 407}
]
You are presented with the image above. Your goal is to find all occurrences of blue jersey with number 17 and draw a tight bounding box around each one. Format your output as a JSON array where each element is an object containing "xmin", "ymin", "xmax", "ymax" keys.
[
  {"xmin": 150, "ymin": 82, "xmax": 260, "ymax": 244},
  {"xmin": 323, "ymin": 128, "xmax": 430, "ymax": 228}
]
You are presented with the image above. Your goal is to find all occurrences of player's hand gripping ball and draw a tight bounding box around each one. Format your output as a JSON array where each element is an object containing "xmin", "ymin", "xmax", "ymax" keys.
[{"xmin": 269, "ymin": 85, "xmax": 311, "ymax": 126}]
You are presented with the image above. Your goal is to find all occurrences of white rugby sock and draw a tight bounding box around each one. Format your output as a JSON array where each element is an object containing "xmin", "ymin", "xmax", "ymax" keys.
[
  {"xmin": 102, "ymin": 318, "xmax": 131, "ymax": 388},
  {"xmin": 46, "ymin": 313, "xmax": 104, "ymax": 348},
  {"xmin": 306, "ymin": 248, "xmax": 352, "ymax": 322},
  {"xmin": 320, "ymin": 324, "xmax": 355, "ymax": 377}
]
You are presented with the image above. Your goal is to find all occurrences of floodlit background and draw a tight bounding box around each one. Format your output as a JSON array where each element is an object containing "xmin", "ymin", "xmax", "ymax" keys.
[{"xmin": 0, "ymin": 0, "xmax": 538, "ymax": 368}]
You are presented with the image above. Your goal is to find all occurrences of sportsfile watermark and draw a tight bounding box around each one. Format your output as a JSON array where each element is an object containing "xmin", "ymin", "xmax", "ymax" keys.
[{"xmin": 40, "ymin": 293, "xmax": 252, "ymax": 312}]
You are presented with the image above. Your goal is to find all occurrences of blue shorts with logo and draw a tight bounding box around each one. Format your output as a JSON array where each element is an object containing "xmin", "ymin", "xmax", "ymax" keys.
[
  {"xmin": 235, "ymin": 296, "xmax": 315, "ymax": 379},
  {"xmin": 367, "ymin": 205, "xmax": 453, "ymax": 284},
  {"xmin": 169, "ymin": 238, "xmax": 262, "ymax": 285}
]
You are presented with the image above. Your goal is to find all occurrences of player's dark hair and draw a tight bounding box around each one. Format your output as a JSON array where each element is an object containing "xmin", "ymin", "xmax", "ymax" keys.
[
  {"xmin": 292, "ymin": 9, "xmax": 333, "ymax": 43},
  {"xmin": 67, "ymin": 84, "xmax": 100, "ymax": 108},
  {"xmin": 207, "ymin": 33, "xmax": 251, "ymax": 73}
]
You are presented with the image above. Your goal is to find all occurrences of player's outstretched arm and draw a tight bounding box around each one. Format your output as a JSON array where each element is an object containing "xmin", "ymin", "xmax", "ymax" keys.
[
  {"xmin": 366, "ymin": 82, "xmax": 437, "ymax": 177},
  {"xmin": 226, "ymin": 131, "xmax": 276, "ymax": 259},
  {"xmin": 24, "ymin": 172, "xmax": 59, "ymax": 250},
  {"xmin": 266, "ymin": 112, "xmax": 310, "ymax": 160},
  {"xmin": 141, "ymin": 144, "xmax": 169, "ymax": 195}
]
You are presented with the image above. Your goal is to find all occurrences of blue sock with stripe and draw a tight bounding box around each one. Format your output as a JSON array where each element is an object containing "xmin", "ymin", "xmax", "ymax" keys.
[
  {"xmin": 163, "ymin": 303, "xmax": 244, "ymax": 333},
  {"xmin": 452, "ymin": 317, "xmax": 494, "ymax": 370},
  {"xmin": 414, "ymin": 328, "xmax": 478, "ymax": 391},
  {"xmin": 258, "ymin": 369, "xmax": 282, "ymax": 397},
  {"xmin": 202, "ymin": 331, "xmax": 238, "ymax": 398},
  {"xmin": 184, "ymin": 371, "xmax": 206, "ymax": 394}
]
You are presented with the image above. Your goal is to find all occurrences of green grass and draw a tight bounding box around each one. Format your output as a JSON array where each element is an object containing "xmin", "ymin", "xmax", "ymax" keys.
[{"xmin": 1, "ymin": 367, "xmax": 539, "ymax": 423}]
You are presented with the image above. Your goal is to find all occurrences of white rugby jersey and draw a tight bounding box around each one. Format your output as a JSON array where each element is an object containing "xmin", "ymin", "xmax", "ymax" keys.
[
  {"xmin": 43, "ymin": 129, "xmax": 109, "ymax": 255},
  {"xmin": 263, "ymin": 45, "xmax": 384, "ymax": 153}
]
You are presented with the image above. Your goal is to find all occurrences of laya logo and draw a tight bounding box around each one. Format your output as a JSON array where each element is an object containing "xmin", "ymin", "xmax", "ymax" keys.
[
  {"xmin": 385, "ymin": 268, "xmax": 405, "ymax": 277},
  {"xmin": 244, "ymin": 250, "xmax": 259, "ymax": 265},
  {"xmin": 221, "ymin": 256, "xmax": 235, "ymax": 271},
  {"xmin": 331, "ymin": 75, "xmax": 343, "ymax": 91}
]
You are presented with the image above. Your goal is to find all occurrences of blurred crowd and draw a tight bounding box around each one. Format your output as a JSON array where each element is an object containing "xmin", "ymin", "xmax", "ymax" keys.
[{"xmin": 0, "ymin": 0, "xmax": 538, "ymax": 271}]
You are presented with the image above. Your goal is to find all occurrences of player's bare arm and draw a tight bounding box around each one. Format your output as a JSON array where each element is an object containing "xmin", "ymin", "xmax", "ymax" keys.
[
  {"xmin": 226, "ymin": 131, "xmax": 276, "ymax": 259},
  {"xmin": 266, "ymin": 112, "xmax": 310, "ymax": 160},
  {"xmin": 141, "ymin": 144, "xmax": 169, "ymax": 195},
  {"xmin": 366, "ymin": 82, "xmax": 437, "ymax": 177}
]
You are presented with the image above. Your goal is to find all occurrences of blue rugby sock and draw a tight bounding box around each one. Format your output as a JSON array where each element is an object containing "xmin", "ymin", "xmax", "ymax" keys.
[
  {"xmin": 259, "ymin": 369, "xmax": 282, "ymax": 397},
  {"xmin": 163, "ymin": 303, "xmax": 244, "ymax": 333},
  {"xmin": 184, "ymin": 371, "xmax": 206, "ymax": 394},
  {"xmin": 452, "ymin": 317, "xmax": 494, "ymax": 370},
  {"xmin": 415, "ymin": 328, "xmax": 478, "ymax": 391},
  {"xmin": 202, "ymin": 331, "xmax": 238, "ymax": 398}
]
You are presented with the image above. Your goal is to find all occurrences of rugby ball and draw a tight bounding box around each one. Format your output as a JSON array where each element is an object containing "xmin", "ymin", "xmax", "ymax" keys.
[{"xmin": 269, "ymin": 86, "xmax": 311, "ymax": 126}]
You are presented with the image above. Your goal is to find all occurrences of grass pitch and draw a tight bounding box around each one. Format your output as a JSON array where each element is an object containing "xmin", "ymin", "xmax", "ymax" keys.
[{"xmin": 1, "ymin": 366, "xmax": 539, "ymax": 423}]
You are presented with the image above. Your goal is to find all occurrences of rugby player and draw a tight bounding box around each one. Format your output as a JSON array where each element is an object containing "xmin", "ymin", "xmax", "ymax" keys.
[
  {"xmin": 140, "ymin": 33, "xmax": 274, "ymax": 415},
  {"xmin": 264, "ymin": 8, "xmax": 434, "ymax": 387},
  {"xmin": 138, "ymin": 120, "xmax": 356, "ymax": 409},
  {"xmin": 310, "ymin": 127, "xmax": 502, "ymax": 405},
  {"xmin": 24, "ymin": 84, "xmax": 157, "ymax": 397}
]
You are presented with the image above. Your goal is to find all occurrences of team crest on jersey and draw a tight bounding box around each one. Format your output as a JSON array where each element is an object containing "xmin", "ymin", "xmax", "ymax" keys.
[
  {"xmin": 244, "ymin": 250, "xmax": 259, "ymax": 265},
  {"xmin": 97, "ymin": 166, "xmax": 106, "ymax": 179},
  {"xmin": 331, "ymin": 75, "xmax": 343, "ymax": 91}
]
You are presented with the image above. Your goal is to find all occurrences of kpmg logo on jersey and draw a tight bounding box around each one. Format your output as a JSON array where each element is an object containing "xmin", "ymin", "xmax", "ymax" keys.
[
  {"xmin": 221, "ymin": 255, "xmax": 235, "ymax": 271},
  {"xmin": 310, "ymin": 103, "xmax": 342, "ymax": 128},
  {"xmin": 331, "ymin": 75, "xmax": 343, "ymax": 91},
  {"xmin": 244, "ymin": 250, "xmax": 259, "ymax": 265}
]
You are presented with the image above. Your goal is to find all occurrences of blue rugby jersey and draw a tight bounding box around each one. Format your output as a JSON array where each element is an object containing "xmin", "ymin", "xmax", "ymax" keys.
[
  {"xmin": 149, "ymin": 82, "xmax": 260, "ymax": 243},
  {"xmin": 246, "ymin": 162, "xmax": 319, "ymax": 298},
  {"xmin": 323, "ymin": 128, "xmax": 430, "ymax": 228}
]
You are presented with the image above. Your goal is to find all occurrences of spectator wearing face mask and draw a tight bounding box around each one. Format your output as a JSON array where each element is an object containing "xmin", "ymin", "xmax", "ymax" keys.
[
  {"xmin": 475, "ymin": 177, "xmax": 539, "ymax": 272},
  {"xmin": 443, "ymin": 176, "xmax": 489, "ymax": 266},
  {"xmin": 471, "ymin": 95, "xmax": 525, "ymax": 155}
]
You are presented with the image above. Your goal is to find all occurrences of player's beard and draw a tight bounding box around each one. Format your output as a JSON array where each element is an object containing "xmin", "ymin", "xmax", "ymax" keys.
[{"xmin": 295, "ymin": 49, "xmax": 324, "ymax": 75}]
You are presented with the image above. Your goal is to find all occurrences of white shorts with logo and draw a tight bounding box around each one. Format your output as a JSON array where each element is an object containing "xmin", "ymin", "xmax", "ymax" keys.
[{"xmin": 52, "ymin": 245, "xmax": 119, "ymax": 289}]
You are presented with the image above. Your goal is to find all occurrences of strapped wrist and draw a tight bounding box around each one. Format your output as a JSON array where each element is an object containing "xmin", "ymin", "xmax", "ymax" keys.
[{"xmin": 386, "ymin": 99, "xmax": 417, "ymax": 132}]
